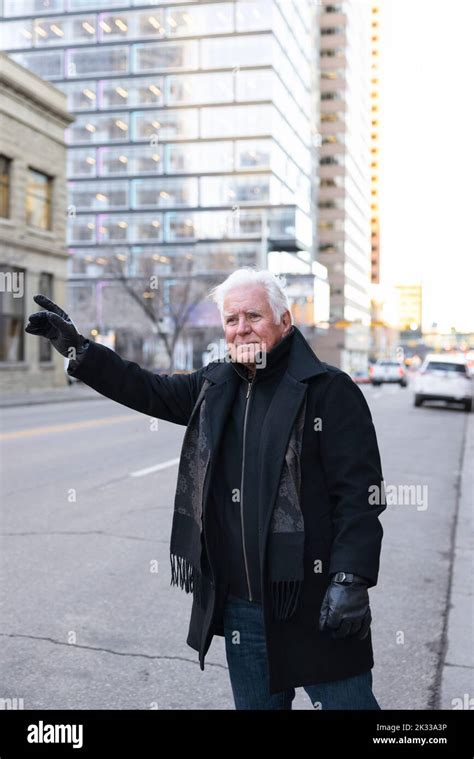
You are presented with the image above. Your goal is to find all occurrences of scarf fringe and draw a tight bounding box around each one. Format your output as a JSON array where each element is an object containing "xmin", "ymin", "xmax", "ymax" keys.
[
  {"xmin": 171, "ymin": 557, "xmax": 302, "ymax": 619},
  {"xmin": 170, "ymin": 554, "xmax": 202, "ymax": 607},
  {"xmin": 271, "ymin": 579, "xmax": 302, "ymax": 620}
]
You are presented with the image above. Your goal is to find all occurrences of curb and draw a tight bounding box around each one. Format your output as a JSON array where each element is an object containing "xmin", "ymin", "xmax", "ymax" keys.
[
  {"xmin": 439, "ymin": 411, "xmax": 473, "ymax": 709},
  {"xmin": 0, "ymin": 387, "xmax": 102, "ymax": 408}
]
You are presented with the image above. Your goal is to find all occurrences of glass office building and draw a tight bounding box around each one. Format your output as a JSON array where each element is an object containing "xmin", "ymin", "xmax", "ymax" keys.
[{"xmin": 2, "ymin": 0, "xmax": 321, "ymax": 354}]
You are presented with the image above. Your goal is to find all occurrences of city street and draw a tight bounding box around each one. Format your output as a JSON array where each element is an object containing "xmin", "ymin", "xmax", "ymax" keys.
[{"xmin": 0, "ymin": 381, "xmax": 470, "ymax": 710}]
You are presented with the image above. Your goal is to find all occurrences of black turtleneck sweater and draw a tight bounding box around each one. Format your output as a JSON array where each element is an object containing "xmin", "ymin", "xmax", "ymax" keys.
[{"xmin": 207, "ymin": 326, "xmax": 295, "ymax": 603}]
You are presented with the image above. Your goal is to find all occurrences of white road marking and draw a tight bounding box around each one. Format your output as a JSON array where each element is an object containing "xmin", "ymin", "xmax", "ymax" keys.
[{"xmin": 130, "ymin": 457, "xmax": 180, "ymax": 478}]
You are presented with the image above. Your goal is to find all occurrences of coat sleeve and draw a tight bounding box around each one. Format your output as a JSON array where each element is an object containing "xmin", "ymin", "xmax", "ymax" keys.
[
  {"xmin": 319, "ymin": 371, "xmax": 386, "ymax": 587},
  {"xmin": 67, "ymin": 340, "xmax": 204, "ymax": 426}
]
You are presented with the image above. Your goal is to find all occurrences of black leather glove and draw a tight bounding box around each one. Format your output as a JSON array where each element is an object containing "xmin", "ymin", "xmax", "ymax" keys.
[
  {"xmin": 319, "ymin": 573, "xmax": 371, "ymax": 640},
  {"xmin": 25, "ymin": 294, "xmax": 89, "ymax": 361}
]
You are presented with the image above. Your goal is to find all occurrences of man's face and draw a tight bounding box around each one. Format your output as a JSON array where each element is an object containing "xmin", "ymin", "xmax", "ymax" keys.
[{"xmin": 223, "ymin": 285, "xmax": 291, "ymax": 368}]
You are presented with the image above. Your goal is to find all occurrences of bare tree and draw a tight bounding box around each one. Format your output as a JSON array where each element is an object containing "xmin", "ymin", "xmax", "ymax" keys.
[{"xmin": 110, "ymin": 255, "xmax": 215, "ymax": 372}]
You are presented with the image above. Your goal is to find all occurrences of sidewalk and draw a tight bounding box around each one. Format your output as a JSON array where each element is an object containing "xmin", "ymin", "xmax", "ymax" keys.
[
  {"xmin": 439, "ymin": 410, "xmax": 473, "ymax": 708},
  {"xmin": 0, "ymin": 382, "xmax": 101, "ymax": 408}
]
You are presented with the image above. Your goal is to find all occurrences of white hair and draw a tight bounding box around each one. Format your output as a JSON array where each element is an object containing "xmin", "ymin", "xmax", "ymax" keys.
[{"xmin": 207, "ymin": 267, "xmax": 293, "ymax": 327}]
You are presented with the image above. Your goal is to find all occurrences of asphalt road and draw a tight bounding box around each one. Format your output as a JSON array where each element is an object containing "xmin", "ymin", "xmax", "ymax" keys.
[{"xmin": 0, "ymin": 381, "xmax": 468, "ymax": 709}]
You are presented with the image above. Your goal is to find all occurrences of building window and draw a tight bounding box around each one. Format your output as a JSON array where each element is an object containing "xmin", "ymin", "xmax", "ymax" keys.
[
  {"xmin": 0, "ymin": 266, "xmax": 25, "ymax": 362},
  {"xmin": 69, "ymin": 180, "xmax": 128, "ymax": 211},
  {"xmin": 26, "ymin": 169, "xmax": 52, "ymax": 230},
  {"xmin": 3, "ymin": 0, "xmax": 64, "ymax": 15},
  {"xmin": 11, "ymin": 50, "xmax": 64, "ymax": 80},
  {"xmin": 0, "ymin": 156, "xmax": 11, "ymax": 218},
  {"xmin": 66, "ymin": 46, "xmax": 129, "ymax": 78},
  {"xmin": 38, "ymin": 272, "xmax": 53, "ymax": 362}
]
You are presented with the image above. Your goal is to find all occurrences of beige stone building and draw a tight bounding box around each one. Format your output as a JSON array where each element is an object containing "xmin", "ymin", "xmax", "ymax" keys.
[{"xmin": 0, "ymin": 53, "xmax": 74, "ymax": 392}]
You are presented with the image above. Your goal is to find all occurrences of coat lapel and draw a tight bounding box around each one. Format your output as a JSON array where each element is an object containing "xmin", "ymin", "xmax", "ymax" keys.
[
  {"xmin": 202, "ymin": 376, "xmax": 238, "ymax": 455},
  {"xmin": 197, "ymin": 372, "xmax": 239, "ymax": 514},
  {"xmin": 257, "ymin": 373, "xmax": 308, "ymax": 566},
  {"xmin": 256, "ymin": 327, "xmax": 328, "ymax": 569}
]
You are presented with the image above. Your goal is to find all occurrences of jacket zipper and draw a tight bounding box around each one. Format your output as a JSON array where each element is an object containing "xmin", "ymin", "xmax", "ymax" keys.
[{"xmin": 240, "ymin": 376, "xmax": 255, "ymax": 601}]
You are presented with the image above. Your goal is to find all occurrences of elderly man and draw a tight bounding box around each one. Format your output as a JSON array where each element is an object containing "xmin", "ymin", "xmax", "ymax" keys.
[{"xmin": 25, "ymin": 267, "xmax": 385, "ymax": 710}]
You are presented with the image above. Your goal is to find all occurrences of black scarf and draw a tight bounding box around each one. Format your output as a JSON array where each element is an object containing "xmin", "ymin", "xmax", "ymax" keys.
[{"xmin": 169, "ymin": 327, "xmax": 307, "ymax": 620}]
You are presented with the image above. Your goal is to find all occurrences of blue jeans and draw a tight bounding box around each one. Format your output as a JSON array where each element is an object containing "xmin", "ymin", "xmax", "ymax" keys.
[{"xmin": 223, "ymin": 593, "xmax": 381, "ymax": 710}]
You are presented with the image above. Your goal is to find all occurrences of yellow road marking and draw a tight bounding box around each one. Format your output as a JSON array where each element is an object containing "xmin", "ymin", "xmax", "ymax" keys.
[{"xmin": 0, "ymin": 414, "xmax": 138, "ymax": 441}]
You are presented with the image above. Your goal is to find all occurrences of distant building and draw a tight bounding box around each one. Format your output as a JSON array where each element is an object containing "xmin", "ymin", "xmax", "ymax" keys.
[
  {"xmin": 369, "ymin": 283, "xmax": 400, "ymax": 361},
  {"xmin": 396, "ymin": 283, "xmax": 422, "ymax": 336},
  {"xmin": 314, "ymin": 2, "xmax": 375, "ymax": 373},
  {"xmin": 0, "ymin": 53, "xmax": 74, "ymax": 392}
]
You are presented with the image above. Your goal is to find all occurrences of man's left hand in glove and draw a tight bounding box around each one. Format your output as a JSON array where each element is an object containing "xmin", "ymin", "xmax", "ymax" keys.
[{"xmin": 319, "ymin": 572, "xmax": 372, "ymax": 640}]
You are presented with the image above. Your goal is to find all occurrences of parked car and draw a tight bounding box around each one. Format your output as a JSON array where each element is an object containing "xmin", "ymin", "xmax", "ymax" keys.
[
  {"xmin": 369, "ymin": 359, "xmax": 407, "ymax": 387},
  {"xmin": 351, "ymin": 369, "xmax": 370, "ymax": 384},
  {"xmin": 413, "ymin": 354, "xmax": 472, "ymax": 412}
]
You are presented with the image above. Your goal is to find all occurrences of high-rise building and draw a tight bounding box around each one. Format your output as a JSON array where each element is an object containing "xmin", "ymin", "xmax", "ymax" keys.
[
  {"xmin": 2, "ymin": 0, "xmax": 326, "ymax": 365},
  {"xmin": 370, "ymin": 3, "xmax": 380, "ymax": 285},
  {"xmin": 314, "ymin": 1, "xmax": 373, "ymax": 373}
]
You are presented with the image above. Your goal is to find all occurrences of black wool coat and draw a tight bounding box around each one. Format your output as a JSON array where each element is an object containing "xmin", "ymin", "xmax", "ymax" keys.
[{"xmin": 68, "ymin": 326, "xmax": 386, "ymax": 694}]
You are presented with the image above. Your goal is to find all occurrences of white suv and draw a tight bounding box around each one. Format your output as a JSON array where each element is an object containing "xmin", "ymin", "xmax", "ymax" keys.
[
  {"xmin": 413, "ymin": 354, "xmax": 472, "ymax": 412},
  {"xmin": 369, "ymin": 359, "xmax": 408, "ymax": 387}
]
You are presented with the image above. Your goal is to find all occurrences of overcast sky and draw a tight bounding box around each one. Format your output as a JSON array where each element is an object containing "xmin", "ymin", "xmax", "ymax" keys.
[{"xmin": 378, "ymin": 0, "xmax": 473, "ymax": 332}]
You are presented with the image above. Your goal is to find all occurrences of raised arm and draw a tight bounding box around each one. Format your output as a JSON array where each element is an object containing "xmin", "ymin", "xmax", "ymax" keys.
[
  {"xmin": 67, "ymin": 339, "xmax": 203, "ymax": 425},
  {"xmin": 25, "ymin": 294, "xmax": 204, "ymax": 426}
]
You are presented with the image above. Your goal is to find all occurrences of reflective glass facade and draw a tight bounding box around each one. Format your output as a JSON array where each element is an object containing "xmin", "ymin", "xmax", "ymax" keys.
[{"xmin": 3, "ymin": 0, "xmax": 317, "ymax": 281}]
